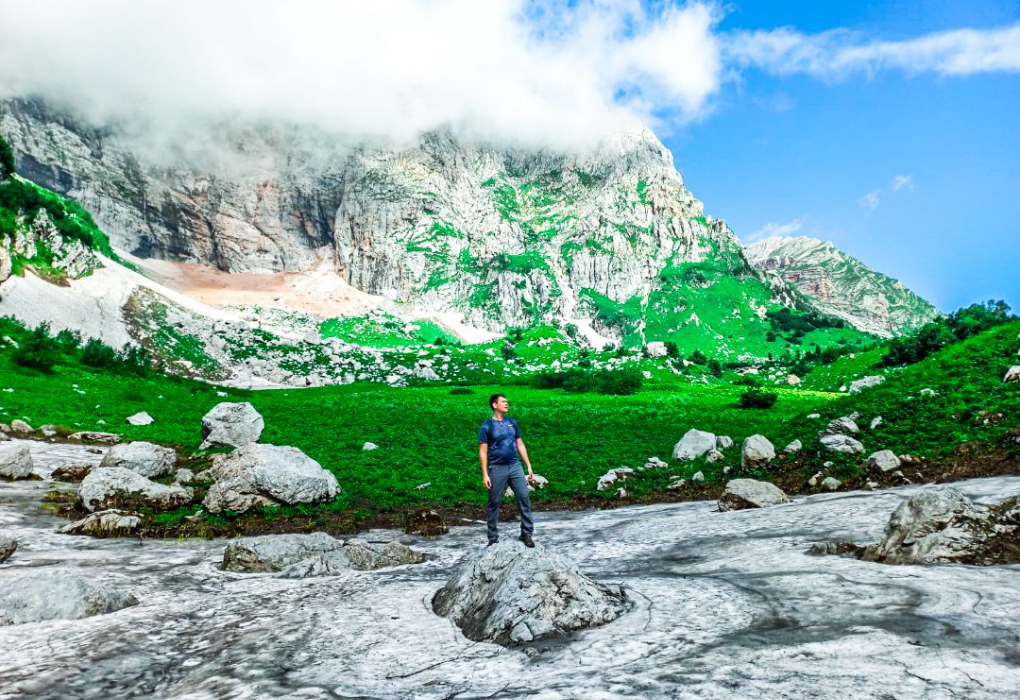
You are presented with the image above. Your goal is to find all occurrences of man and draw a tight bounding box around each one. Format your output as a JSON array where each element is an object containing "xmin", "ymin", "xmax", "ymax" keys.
[{"xmin": 478, "ymin": 393, "xmax": 535, "ymax": 547}]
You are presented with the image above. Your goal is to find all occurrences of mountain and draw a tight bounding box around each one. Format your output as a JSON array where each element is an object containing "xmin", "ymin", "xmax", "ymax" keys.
[
  {"xmin": 0, "ymin": 97, "xmax": 932, "ymax": 357},
  {"xmin": 745, "ymin": 236, "xmax": 939, "ymax": 338}
]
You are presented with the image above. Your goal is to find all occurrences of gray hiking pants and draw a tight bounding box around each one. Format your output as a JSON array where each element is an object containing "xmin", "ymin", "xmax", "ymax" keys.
[{"xmin": 486, "ymin": 461, "xmax": 533, "ymax": 542}]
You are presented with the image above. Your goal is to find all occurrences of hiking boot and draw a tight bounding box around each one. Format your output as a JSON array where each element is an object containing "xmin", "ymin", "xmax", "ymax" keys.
[
  {"xmin": 488, "ymin": 539, "xmax": 498, "ymax": 547},
  {"xmin": 519, "ymin": 533, "xmax": 535, "ymax": 548}
]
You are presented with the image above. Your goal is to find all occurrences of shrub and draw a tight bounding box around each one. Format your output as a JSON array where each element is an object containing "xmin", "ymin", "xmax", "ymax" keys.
[
  {"xmin": 665, "ymin": 341, "xmax": 680, "ymax": 358},
  {"xmin": 81, "ymin": 338, "xmax": 120, "ymax": 369},
  {"xmin": 534, "ymin": 367, "xmax": 643, "ymax": 395},
  {"xmin": 12, "ymin": 324, "xmax": 60, "ymax": 372},
  {"xmin": 449, "ymin": 387, "xmax": 475, "ymax": 395},
  {"xmin": 0, "ymin": 134, "xmax": 14, "ymax": 180},
  {"xmin": 739, "ymin": 386, "xmax": 778, "ymax": 409},
  {"xmin": 690, "ymin": 349, "xmax": 707, "ymax": 365},
  {"xmin": 597, "ymin": 367, "xmax": 643, "ymax": 395}
]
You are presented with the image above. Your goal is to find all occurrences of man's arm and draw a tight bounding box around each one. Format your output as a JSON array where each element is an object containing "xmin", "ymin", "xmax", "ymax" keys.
[
  {"xmin": 516, "ymin": 438, "xmax": 534, "ymax": 482},
  {"xmin": 479, "ymin": 443, "xmax": 491, "ymax": 489}
]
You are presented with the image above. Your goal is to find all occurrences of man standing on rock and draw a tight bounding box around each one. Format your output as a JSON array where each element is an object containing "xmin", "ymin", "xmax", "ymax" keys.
[{"xmin": 479, "ymin": 393, "xmax": 535, "ymax": 547}]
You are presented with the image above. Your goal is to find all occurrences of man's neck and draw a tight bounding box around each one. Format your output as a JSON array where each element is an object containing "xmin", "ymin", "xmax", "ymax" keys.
[{"xmin": 492, "ymin": 411, "xmax": 506, "ymax": 421}]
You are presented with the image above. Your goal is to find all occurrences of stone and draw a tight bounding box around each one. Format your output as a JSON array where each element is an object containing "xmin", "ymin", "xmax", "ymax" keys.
[
  {"xmin": 51, "ymin": 462, "xmax": 94, "ymax": 482},
  {"xmin": 667, "ymin": 477, "xmax": 686, "ymax": 491},
  {"xmin": 79, "ymin": 467, "xmax": 193, "ymax": 512},
  {"xmin": 277, "ymin": 540, "xmax": 429, "ymax": 578},
  {"xmin": 1004, "ymin": 366, "xmax": 1020, "ymax": 383},
  {"xmin": 529, "ymin": 474, "xmax": 549, "ymax": 490},
  {"xmin": 672, "ymin": 429, "xmax": 716, "ymax": 461},
  {"xmin": 100, "ymin": 441, "xmax": 177, "ymax": 478},
  {"xmin": 821, "ymin": 416, "xmax": 860, "ymax": 437},
  {"xmin": 0, "ymin": 536, "xmax": 16, "ymax": 563},
  {"xmin": 741, "ymin": 435, "xmax": 775, "ymax": 470},
  {"xmin": 362, "ymin": 441, "xmax": 379, "ymax": 451},
  {"xmin": 203, "ymin": 444, "xmax": 339, "ymax": 514},
  {"xmin": 807, "ymin": 413, "xmax": 821, "ymax": 419},
  {"xmin": 59, "ymin": 510, "xmax": 143, "ymax": 537},
  {"xmin": 718, "ymin": 479, "xmax": 790, "ymax": 511},
  {"xmin": 865, "ymin": 481, "xmax": 879, "ymax": 491},
  {"xmin": 821, "ymin": 477, "xmax": 842, "ymax": 491},
  {"xmin": 919, "ymin": 388, "xmax": 937, "ymax": 398},
  {"xmin": 200, "ymin": 402, "xmax": 265, "ymax": 450},
  {"xmin": 641, "ymin": 456, "xmax": 668, "ymax": 470},
  {"xmin": 614, "ymin": 487, "xmax": 628, "ymax": 498},
  {"xmin": 715, "ymin": 435, "xmax": 734, "ymax": 450},
  {"xmin": 848, "ymin": 375, "xmax": 885, "ymax": 393},
  {"xmin": 0, "ymin": 571, "xmax": 138, "ymax": 625},
  {"xmin": 860, "ymin": 488, "xmax": 1020, "ymax": 565},
  {"xmin": 0, "ymin": 443, "xmax": 33, "ymax": 480},
  {"xmin": 10, "ymin": 420, "xmax": 33, "ymax": 434},
  {"xmin": 644, "ymin": 341, "xmax": 667, "ymax": 357},
  {"xmin": 870, "ymin": 416, "xmax": 883, "ymax": 430},
  {"xmin": 416, "ymin": 481, "xmax": 432, "ymax": 490},
  {"xmin": 69, "ymin": 431, "xmax": 121, "ymax": 445},
  {"xmin": 432, "ymin": 541, "xmax": 629, "ymax": 646},
  {"xmin": 405, "ymin": 508, "xmax": 448, "ymax": 536},
  {"xmin": 223, "ymin": 533, "xmax": 345, "ymax": 572},
  {"xmin": 808, "ymin": 471, "xmax": 823, "ymax": 487},
  {"xmin": 691, "ymin": 471, "xmax": 705, "ymax": 483},
  {"xmin": 781, "ymin": 439, "xmax": 802, "ymax": 455},
  {"xmin": 705, "ymin": 449, "xmax": 724, "ymax": 463},
  {"xmin": 820, "ymin": 434, "xmax": 865, "ymax": 455},
  {"xmin": 174, "ymin": 468, "xmax": 195, "ymax": 484},
  {"xmin": 866, "ymin": 450, "xmax": 901, "ymax": 474},
  {"xmin": 596, "ymin": 467, "xmax": 633, "ymax": 491},
  {"xmin": 786, "ymin": 374, "xmax": 801, "ymax": 385},
  {"xmin": 39, "ymin": 425, "xmax": 58, "ymax": 437},
  {"xmin": 126, "ymin": 411, "xmax": 154, "ymax": 426}
]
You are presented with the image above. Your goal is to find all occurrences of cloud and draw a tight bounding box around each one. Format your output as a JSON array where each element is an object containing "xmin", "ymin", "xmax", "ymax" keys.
[
  {"xmin": 858, "ymin": 190, "xmax": 882, "ymax": 211},
  {"xmin": 726, "ymin": 22, "xmax": 1020, "ymax": 79},
  {"xmin": 0, "ymin": 0, "xmax": 724, "ymax": 149},
  {"xmin": 745, "ymin": 216, "xmax": 805, "ymax": 242},
  {"xmin": 891, "ymin": 174, "xmax": 914, "ymax": 192}
]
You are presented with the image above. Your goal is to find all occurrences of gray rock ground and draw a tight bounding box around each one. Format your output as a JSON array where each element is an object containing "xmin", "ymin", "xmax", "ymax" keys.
[{"xmin": 1, "ymin": 438, "xmax": 1020, "ymax": 698}]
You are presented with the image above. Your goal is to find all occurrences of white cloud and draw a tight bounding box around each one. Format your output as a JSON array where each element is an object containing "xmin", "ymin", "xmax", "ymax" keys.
[
  {"xmin": 0, "ymin": 0, "xmax": 723, "ymax": 149},
  {"xmin": 746, "ymin": 216, "xmax": 805, "ymax": 242},
  {"xmin": 858, "ymin": 190, "xmax": 882, "ymax": 211},
  {"xmin": 891, "ymin": 174, "xmax": 914, "ymax": 192},
  {"xmin": 726, "ymin": 22, "xmax": 1020, "ymax": 79}
]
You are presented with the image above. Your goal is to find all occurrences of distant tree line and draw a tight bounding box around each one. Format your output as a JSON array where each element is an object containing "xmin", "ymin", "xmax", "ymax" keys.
[
  {"xmin": 1, "ymin": 318, "xmax": 152, "ymax": 375},
  {"xmin": 881, "ymin": 300, "xmax": 1013, "ymax": 367}
]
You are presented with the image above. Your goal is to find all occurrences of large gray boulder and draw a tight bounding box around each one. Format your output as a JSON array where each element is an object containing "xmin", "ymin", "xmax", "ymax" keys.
[
  {"xmin": 820, "ymin": 434, "xmax": 865, "ymax": 454},
  {"xmin": 203, "ymin": 444, "xmax": 340, "ymax": 514},
  {"xmin": 741, "ymin": 435, "xmax": 775, "ymax": 470},
  {"xmin": 848, "ymin": 375, "xmax": 885, "ymax": 393},
  {"xmin": 672, "ymin": 429, "xmax": 716, "ymax": 461},
  {"xmin": 718, "ymin": 479, "xmax": 789, "ymax": 511},
  {"xmin": 0, "ymin": 443, "xmax": 33, "ymax": 480},
  {"xmin": 0, "ymin": 536, "xmax": 16, "ymax": 563},
  {"xmin": 59, "ymin": 510, "xmax": 143, "ymax": 537},
  {"xmin": 0, "ymin": 571, "xmax": 138, "ymax": 625},
  {"xmin": 79, "ymin": 467, "xmax": 193, "ymax": 512},
  {"xmin": 222, "ymin": 533, "xmax": 427, "ymax": 576},
  {"xmin": 100, "ymin": 441, "xmax": 177, "ymax": 478},
  {"xmin": 866, "ymin": 450, "xmax": 902, "ymax": 473},
  {"xmin": 861, "ymin": 488, "xmax": 1020, "ymax": 565},
  {"xmin": 432, "ymin": 541, "xmax": 629, "ymax": 646},
  {"xmin": 200, "ymin": 402, "xmax": 265, "ymax": 450},
  {"xmin": 821, "ymin": 416, "xmax": 860, "ymax": 436}
]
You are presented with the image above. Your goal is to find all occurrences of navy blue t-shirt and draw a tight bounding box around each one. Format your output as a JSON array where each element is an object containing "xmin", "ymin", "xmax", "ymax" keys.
[{"xmin": 479, "ymin": 417, "xmax": 521, "ymax": 466}]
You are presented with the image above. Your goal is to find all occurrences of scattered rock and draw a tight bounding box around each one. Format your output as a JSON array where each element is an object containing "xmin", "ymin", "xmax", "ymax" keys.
[
  {"xmin": 781, "ymin": 439, "xmax": 802, "ymax": 455},
  {"xmin": 785, "ymin": 374, "xmax": 801, "ymax": 386},
  {"xmin": 0, "ymin": 571, "xmax": 137, "ymax": 625},
  {"xmin": 69, "ymin": 431, "xmax": 121, "ymax": 445},
  {"xmin": 667, "ymin": 477, "xmax": 686, "ymax": 491},
  {"xmin": 596, "ymin": 467, "xmax": 633, "ymax": 491},
  {"xmin": 823, "ymin": 461, "xmax": 834, "ymax": 468},
  {"xmin": 860, "ymin": 488, "xmax": 1020, "ymax": 565},
  {"xmin": 405, "ymin": 508, "xmax": 448, "ymax": 536},
  {"xmin": 715, "ymin": 435, "xmax": 734, "ymax": 451},
  {"xmin": 194, "ymin": 468, "xmax": 214, "ymax": 481},
  {"xmin": 718, "ymin": 479, "xmax": 790, "ymax": 511},
  {"xmin": 529, "ymin": 474, "xmax": 549, "ymax": 490},
  {"xmin": 808, "ymin": 541, "xmax": 863, "ymax": 557},
  {"xmin": 919, "ymin": 388, "xmax": 937, "ymax": 398},
  {"xmin": 200, "ymin": 402, "xmax": 265, "ymax": 450},
  {"xmin": 59, "ymin": 510, "xmax": 143, "ymax": 537},
  {"xmin": 821, "ymin": 416, "xmax": 860, "ymax": 437},
  {"xmin": 848, "ymin": 375, "xmax": 885, "ymax": 393},
  {"xmin": 866, "ymin": 450, "xmax": 901, "ymax": 474},
  {"xmin": 51, "ymin": 463, "xmax": 94, "ymax": 482},
  {"xmin": 0, "ymin": 536, "xmax": 16, "ymax": 563},
  {"xmin": 203, "ymin": 444, "xmax": 339, "ymax": 514},
  {"xmin": 672, "ymin": 429, "xmax": 717, "ymax": 461},
  {"xmin": 705, "ymin": 449, "xmax": 724, "ymax": 463},
  {"xmin": 39, "ymin": 425, "xmax": 58, "ymax": 437},
  {"xmin": 362, "ymin": 442, "xmax": 379, "ymax": 451},
  {"xmin": 870, "ymin": 416, "xmax": 883, "ymax": 430},
  {"xmin": 807, "ymin": 471, "xmax": 823, "ymax": 487},
  {"xmin": 820, "ymin": 434, "xmax": 865, "ymax": 455},
  {"xmin": 806, "ymin": 413, "xmax": 821, "ymax": 419},
  {"xmin": 126, "ymin": 412, "xmax": 154, "ymax": 426},
  {"xmin": 1004, "ymin": 366, "xmax": 1020, "ymax": 383},
  {"xmin": 416, "ymin": 481, "xmax": 432, "ymax": 490},
  {"xmin": 0, "ymin": 443, "xmax": 33, "ymax": 480},
  {"xmin": 641, "ymin": 456, "xmax": 668, "ymax": 470},
  {"xmin": 223, "ymin": 533, "xmax": 345, "ymax": 572},
  {"xmin": 865, "ymin": 481, "xmax": 880, "ymax": 491},
  {"xmin": 174, "ymin": 468, "xmax": 195, "ymax": 484},
  {"xmin": 10, "ymin": 420, "xmax": 33, "ymax": 434},
  {"xmin": 644, "ymin": 341, "xmax": 667, "ymax": 357},
  {"xmin": 432, "ymin": 541, "xmax": 629, "ymax": 646},
  {"xmin": 891, "ymin": 470, "xmax": 911, "ymax": 484},
  {"xmin": 691, "ymin": 471, "xmax": 705, "ymax": 483},
  {"xmin": 100, "ymin": 441, "xmax": 177, "ymax": 478},
  {"xmin": 821, "ymin": 477, "xmax": 841, "ymax": 491},
  {"xmin": 79, "ymin": 468, "xmax": 193, "ymax": 512},
  {"xmin": 614, "ymin": 487, "xmax": 628, "ymax": 498},
  {"xmin": 741, "ymin": 434, "xmax": 775, "ymax": 470}
]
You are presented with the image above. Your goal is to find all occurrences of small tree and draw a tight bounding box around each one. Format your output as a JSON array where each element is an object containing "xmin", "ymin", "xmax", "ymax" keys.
[
  {"xmin": 12, "ymin": 324, "xmax": 60, "ymax": 372},
  {"xmin": 739, "ymin": 386, "xmax": 778, "ymax": 409},
  {"xmin": 665, "ymin": 341, "xmax": 680, "ymax": 358},
  {"xmin": 0, "ymin": 134, "xmax": 15, "ymax": 180},
  {"xmin": 82, "ymin": 338, "xmax": 119, "ymax": 369},
  {"xmin": 690, "ymin": 348, "xmax": 707, "ymax": 365}
]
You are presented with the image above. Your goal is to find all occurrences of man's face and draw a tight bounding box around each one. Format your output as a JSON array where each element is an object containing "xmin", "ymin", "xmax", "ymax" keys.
[{"xmin": 494, "ymin": 396, "xmax": 509, "ymax": 412}]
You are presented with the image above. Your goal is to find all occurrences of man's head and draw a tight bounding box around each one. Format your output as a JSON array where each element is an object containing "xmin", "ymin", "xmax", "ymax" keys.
[{"xmin": 489, "ymin": 393, "xmax": 509, "ymax": 413}]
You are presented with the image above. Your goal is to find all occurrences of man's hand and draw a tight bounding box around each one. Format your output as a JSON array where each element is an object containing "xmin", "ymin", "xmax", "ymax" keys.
[
  {"xmin": 483, "ymin": 472, "xmax": 492, "ymax": 490},
  {"xmin": 526, "ymin": 467, "xmax": 535, "ymax": 483}
]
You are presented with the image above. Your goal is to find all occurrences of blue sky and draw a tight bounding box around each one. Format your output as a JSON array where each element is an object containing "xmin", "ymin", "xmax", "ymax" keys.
[{"xmin": 662, "ymin": 0, "xmax": 1020, "ymax": 312}]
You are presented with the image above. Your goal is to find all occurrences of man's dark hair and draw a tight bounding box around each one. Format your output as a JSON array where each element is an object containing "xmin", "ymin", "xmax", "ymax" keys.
[{"xmin": 489, "ymin": 393, "xmax": 506, "ymax": 409}]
